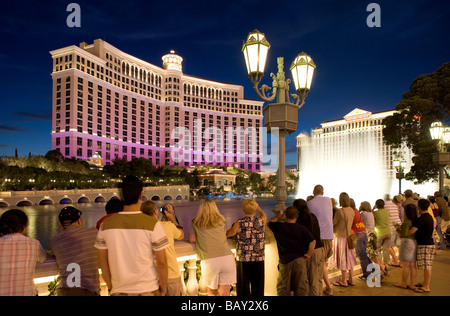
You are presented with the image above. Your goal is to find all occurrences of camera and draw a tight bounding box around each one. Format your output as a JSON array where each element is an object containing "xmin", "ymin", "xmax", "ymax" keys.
[{"xmin": 159, "ymin": 206, "xmax": 168, "ymax": 214}]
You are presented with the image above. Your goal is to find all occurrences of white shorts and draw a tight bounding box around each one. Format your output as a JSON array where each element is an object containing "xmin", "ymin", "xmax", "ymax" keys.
[{"xmin": 201, "ymin": 254, "xmax": 236, "ymax": 290}]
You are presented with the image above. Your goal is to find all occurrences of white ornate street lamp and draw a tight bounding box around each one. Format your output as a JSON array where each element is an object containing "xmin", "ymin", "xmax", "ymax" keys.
[
  {"xmin": 242, "ymin": 30, "xmax": 270, "ymax": 84},
  {"xmin": 242, "ymin": 30, "xmax": 316, "ymax": 213},
  {"xmin": 430, "ymin": 121, "xmax": 450, "ymax": 194},
  {"xmin": 393, "ymin": 158, "xmax": 405, "ymax": 194}
]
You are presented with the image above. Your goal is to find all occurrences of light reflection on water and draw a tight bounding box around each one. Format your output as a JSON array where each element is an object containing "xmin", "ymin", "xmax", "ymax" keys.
[{"xmin": 0, "ymin": 198, "xmax": 292, "ymax": 250}]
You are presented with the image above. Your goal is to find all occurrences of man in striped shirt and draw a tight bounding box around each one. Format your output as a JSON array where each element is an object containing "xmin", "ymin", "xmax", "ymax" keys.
[
  {"xmin": 384, "ymin": 194, "xmax": 401, "ymax": 267},
  {"xmin": 95, "ymin": 175, "xmax": 169, "ymax": 296},
  {"xmin": 50, "ymin": 206, "xmax": 100, "ymax": 296}
]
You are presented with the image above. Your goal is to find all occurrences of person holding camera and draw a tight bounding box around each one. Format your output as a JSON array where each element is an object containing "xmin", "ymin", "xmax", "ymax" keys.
[{"xmin": 141, "ymin": 201, "xmax": 185, "ymax": 296}]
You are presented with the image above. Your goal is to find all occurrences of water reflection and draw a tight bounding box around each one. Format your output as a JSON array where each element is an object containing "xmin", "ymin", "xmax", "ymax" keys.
[{"xmin": 0, "ymin": 198, "xmax": 289, "ymax": 250}]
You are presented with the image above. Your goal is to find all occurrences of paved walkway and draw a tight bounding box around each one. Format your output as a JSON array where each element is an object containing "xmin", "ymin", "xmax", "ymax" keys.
[{"xmin": 330, "ymin": 248, "xmax": 450, "ymax": 296}]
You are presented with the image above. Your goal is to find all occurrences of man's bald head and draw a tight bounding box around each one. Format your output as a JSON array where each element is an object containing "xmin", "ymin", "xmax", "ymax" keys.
[{"xmin": 313, "ymin": 185, "xmax": 324, "ymax": 196}]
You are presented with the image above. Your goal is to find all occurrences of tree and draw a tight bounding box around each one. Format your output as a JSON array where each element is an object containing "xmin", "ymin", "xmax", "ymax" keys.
[
  {"xmin": 44, "ymin": 149, "xmax": 65, "ymax": 163},
  {"xmin": 383, "ymin": 62, "xmax": 450, "ymax": 184}
]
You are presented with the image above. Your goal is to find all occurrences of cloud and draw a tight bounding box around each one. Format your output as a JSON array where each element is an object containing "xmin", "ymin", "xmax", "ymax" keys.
[
  {"xmin": 0, "ymin": 124, "xmax": 29, "ymax": 132},
  {"xmin": 15, "ymin": 111, "xmax": 52, "ymax": 121}
]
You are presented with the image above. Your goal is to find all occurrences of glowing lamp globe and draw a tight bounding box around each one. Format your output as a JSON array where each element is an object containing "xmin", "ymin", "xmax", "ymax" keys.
[
  {"xmin": 443, "ymin": 127, "xmax": 450, "ymax": 144},
  {"xmin": 290, "ymin": 52, "xmax": 316, "ymax": 93},
  {"xmin": 242, "ymin": 30, "xmax": 270, "ymax": 78},
  {"xmin": 430, "ymin": 121, "xmax": 444, "ymax": 140}
]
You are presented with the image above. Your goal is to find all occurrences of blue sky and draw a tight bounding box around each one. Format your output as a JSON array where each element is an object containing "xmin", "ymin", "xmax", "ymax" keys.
[{"xmin": 0, "ymin": 0, "xmax": 449, "ymax": 167}]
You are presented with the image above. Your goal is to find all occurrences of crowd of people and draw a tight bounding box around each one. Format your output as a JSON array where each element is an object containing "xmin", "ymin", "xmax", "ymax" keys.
[{"xmin": 0, "ymin": 176, "xmax": 448, "ymax": 296}]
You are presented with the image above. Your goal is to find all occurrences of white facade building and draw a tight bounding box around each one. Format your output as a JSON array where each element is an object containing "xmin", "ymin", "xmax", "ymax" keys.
[{"xmin": 295, "ymin": 108, "xmax": 423, "ymax": 203}]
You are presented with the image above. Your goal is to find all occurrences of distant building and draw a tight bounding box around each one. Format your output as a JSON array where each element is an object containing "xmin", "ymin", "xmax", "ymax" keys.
[
  {"xmin": 295, "ymin": 108, "xmax": 412, "ymax": 200},
  {"xmin": 297, "ymin": 108, "xmax": 397, "ymax": 174},
  {"xmin": 50, "ymin": 39, "xmax": 263, "ymax": 171},
  {"xmin": 88, "ymin": 152, "xmax": 103, "ymax": 168},
  {"xmin": 197, "ymin": 169, "xmax": 236, "ymax": 191}
]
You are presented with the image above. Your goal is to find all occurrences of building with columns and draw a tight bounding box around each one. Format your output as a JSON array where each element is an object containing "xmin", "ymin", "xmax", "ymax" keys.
[
  {"xmin": 295, "ymin": 108, "xmax": 409, "ymax": 200},
  {"xmin": 50, "ymin": 39, "xmax": 263, "ymax": 171},
  {"xmin": 297, "ymin": 108, "xmax": 397, "ymax": 174}
]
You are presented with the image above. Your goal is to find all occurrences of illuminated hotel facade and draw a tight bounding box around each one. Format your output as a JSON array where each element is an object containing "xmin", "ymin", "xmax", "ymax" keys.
[
  {"xmin": 295, "ymin": 108, "xmax": 410, "ymax": 200},
  {"xmin": 297, "ymin": 108, "xmax": 398, "ymax": 175},
  {"xmin": 50, "ymin": 39, "xmax": 263, "ymax": 171}
]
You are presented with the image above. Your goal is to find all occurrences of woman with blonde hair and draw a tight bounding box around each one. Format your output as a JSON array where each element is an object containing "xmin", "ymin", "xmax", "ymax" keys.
[
  {"xmin": 330, "ymin": 192, "xmax": 357, "ymax": 287},
  {"xmin": 188, "ymin": 199, "xmax": 236, "ymax": 296}
]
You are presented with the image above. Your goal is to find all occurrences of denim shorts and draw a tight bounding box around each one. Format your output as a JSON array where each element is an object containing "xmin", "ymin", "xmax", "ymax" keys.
[{"xmin": 399, "ymin": 238, "xmax": 417, "ymax": 262}]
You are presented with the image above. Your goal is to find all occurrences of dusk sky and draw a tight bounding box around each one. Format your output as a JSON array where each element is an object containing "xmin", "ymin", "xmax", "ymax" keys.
[{"xmin": 0, "ymin": 0, "xmax": 449, "ymax": 167}]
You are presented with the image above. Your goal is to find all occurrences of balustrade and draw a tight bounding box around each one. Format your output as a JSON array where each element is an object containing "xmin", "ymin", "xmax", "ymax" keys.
[{"xmin": 33, "ymin": 229, "xmax": 358, "ymax": 296}]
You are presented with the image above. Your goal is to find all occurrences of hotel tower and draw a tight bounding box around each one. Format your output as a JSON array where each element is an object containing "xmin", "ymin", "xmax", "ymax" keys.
[{"xmin": 50, "ymin": 39, "xmax": 263, "ymax": 171}]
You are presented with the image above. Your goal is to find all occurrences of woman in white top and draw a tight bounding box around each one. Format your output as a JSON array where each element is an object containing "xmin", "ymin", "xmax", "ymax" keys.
[{"xmin": 189, "ymin": 199, "xmax": 236, "ymax": 296}]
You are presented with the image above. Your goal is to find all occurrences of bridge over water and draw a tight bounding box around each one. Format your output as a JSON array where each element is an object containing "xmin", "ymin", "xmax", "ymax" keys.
[{"xmin": 0, "ymin": 185, "xmax": 190, "ymax": 208}]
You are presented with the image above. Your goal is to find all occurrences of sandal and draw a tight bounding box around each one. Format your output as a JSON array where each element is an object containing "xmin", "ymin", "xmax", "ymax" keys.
[
  {"xmin": 414, "ymin": 287, "xmax": 430, "ymax": 293},
  {"xmin": 332, "ymin": 281, "xmax": 348, "ymax": 287},
  {"xmin": 347, "ymin": 280, "xmax": 355, "ymax": 286},
  {"xmin": 394, "ymin": 283, "xmax": 407, "ymax": 289}
]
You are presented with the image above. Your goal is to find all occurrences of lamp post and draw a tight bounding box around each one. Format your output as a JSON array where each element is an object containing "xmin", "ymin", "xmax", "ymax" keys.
[
  {"xmin": 242, "ymin": 30, "xmax": 316, "ymax": 213},
  {"xmin": 393, "ymin": 158, "xmax": 405, "ymax": 194},
  {"xmin": 430, "ymin": 121, "xmax": 450, "ymax": 194}
]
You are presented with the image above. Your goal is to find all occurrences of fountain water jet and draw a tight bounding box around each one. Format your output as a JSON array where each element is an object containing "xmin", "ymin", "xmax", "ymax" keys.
[{"xmin": 296, "ymin": 128, "xmax": 388, "ymax": 205}]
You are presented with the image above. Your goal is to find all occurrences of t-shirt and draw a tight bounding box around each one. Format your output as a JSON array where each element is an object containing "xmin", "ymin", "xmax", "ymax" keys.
[
  {"xmin": 160, "ymin": 221, "xmax": 183, "ymax": 279},
  {"xmin": 385, "ymin": 201, "xmax": 401, "ymax": 228},
  {"xmin": 189, "ymin": 223, "xmax": 233, "ymax": 260},
  {"xmin": 96, "ymin": 213, "xmax": 116, "ymax": 230},
  {"xmin": 296, "ymin": 212, "xmax": 323, "ymax": 249},
  {"xmin": 0, "ymin": 234, "xmax": 47, "ymax": 296},
  {"xmin": 235, "ymin": 216, "xmax": 265, "ymax": 262},
  {"xmin": 413, "ymin": 213, "xmax": 434, "ymax": 245},
  {"xmin": 351, "ymin": 209, "xmax": 366, "ymax": 234},
  {"xmin": 268, "ymin": 222, "xmax": 315, "ymax": 264},
  {"xmin": 307, "ymin": 195, "xmax": 334, "ymax": 240},
  {"xmin": 397, "ymin": 219, "xmax": 414, "ymax": 240},
  {"xmin": 50, "ymin": 225, "xmax": 100, "ymax": 294},
  {"xmin": 373, "ymin": 208, "xmax": 390, "ymax": 236},
  {"xmin": 95, "ymin": 212, "xmax": 169, "ymax": 294},
  {"xmin": 361, "ymin": 211, "xmax": 376, "ymax": 235}
]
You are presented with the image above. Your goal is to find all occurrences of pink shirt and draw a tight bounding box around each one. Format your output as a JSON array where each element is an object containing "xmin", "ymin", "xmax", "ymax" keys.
[{"xmin": 0, "ymin": 233, "xmax": 47, "ymax": 296}]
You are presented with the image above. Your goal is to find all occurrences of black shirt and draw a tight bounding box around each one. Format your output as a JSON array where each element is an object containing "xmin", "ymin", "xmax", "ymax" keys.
[
  {"xmin": 413, "ymin": 213, "xmax": 434, "ymax": 245},
  {"xmin": 268, "ymin": 221, "xmax": 315, "ymax": 264},
  {"xmin": 296, "ymin": 212, "xmax": 323, "ymax": 249}
]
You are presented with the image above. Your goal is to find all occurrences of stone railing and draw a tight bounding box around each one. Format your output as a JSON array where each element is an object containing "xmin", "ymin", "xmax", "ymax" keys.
[{"xmin": 34, "ymin": 228, "xmax": 360, "ymax": 296}]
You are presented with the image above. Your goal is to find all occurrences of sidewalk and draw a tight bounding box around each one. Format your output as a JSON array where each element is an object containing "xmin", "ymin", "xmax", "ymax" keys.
[{"xmin": 330, "ymin": 248, "xmax": 450, "ymax": 296}]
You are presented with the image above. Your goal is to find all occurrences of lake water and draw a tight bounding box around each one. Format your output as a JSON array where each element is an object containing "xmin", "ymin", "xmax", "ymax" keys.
[{"xmin": 0, "ymin": 197, "xmax": 293, "ymax": 250}]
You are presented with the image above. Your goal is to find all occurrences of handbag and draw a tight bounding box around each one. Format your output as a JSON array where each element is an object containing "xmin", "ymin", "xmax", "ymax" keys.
[
  {"xmin": 347, "ymin": 233, "xmax": 356, "ymax": 249},
  {"xmin": 345, "ymin": 210, "xmax": 356, "ymax": 249}
]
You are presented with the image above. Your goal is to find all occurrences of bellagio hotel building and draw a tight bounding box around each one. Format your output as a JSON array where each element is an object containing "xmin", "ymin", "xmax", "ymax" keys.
[{"xmin": 50, "ymin": 39, "xmax": 264, "ymax": 171}]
